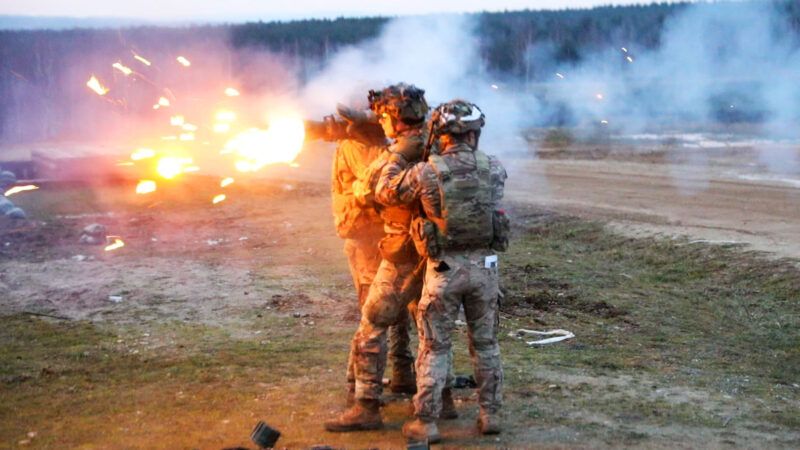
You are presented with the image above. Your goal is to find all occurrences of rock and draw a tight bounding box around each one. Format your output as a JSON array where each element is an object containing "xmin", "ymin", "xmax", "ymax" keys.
[
  {"xmin": 5, "ymin": 207, "xmax": 26, "ymax": 220},
  {"xmin": 0, "ymin": 196, "xmax": 14, "ymax": 214},
  {"xmin": 79, "ymin": 234, "xmax": 102, "ymax": 245},
  {"xmin": 82, "ymin": 223, "xmax": 106, "ymax": 237},
  {"xmin": 0, "ymin": 170, "xmax": 16, "ymax": 189}
]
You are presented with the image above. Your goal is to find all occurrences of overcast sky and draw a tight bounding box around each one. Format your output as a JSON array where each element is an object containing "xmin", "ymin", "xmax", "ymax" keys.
[{"xmin": 2, "ymin": 0, "xmax": 689, "ymax": 21}]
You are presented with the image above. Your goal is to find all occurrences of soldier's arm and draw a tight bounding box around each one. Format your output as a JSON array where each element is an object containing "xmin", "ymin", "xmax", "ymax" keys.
[
  {"xmin": 374, "ymin": 154, "xmax": 424, "ymax": 206},
  {"xmin": 488, "ymin": 155, "xmax": 508, "ymax": 206},
  {"xmin": 352, "ymin": 155, "xmax": 387, "ymax": 206},
  {"xmin": 418, "ymin": 163, "xmax": 443, "ymax": 220}
]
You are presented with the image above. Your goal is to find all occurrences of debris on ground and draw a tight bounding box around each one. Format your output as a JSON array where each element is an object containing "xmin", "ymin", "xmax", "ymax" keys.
[
  {"xmin": 509, "ymin": 329, "xmax": 575, "ymax": 345},
  {"xmin": 80, "ymin": 223, "xmax": 107, "ymax": 245}
]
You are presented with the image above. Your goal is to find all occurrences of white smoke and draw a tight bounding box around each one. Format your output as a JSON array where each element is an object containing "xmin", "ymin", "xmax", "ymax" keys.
[{"xmin": 298, "ymin": 14, "xmax": 534, "ymax": 156}]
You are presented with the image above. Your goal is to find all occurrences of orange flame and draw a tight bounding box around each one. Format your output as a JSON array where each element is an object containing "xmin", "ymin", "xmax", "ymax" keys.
[
  {"xmin": 176, "ymin": 56, "xmax": 191, "ymax": 67},
  {"xmin": 226, "ymin": 115, "xmax": 306, "ymax": 173},
  {"xmin": 156, "ymin": 157, "xmax": 193, "ymax": 179},
  {"xmin": 86, "ymin": 75, "xmax": 109, "ymax": 96},
  {"xmin": 135, "ymin": 180, "xmax": 157, "ymax": 194},
  {"xmin": 4, "ymin": 185, "xmax": 39, "ymax": 197},
  {"xmin": 104, "ymin": 237, "xmax": 125, "ymax": 252},
  {"xmin": 212, "ymin": 194, "xmax": 226, "ymax": 204}
]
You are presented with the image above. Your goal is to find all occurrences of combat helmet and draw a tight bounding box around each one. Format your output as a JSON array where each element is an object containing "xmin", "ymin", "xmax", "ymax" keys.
[
  {"xmin": 430, "ymin": 100, "xmax": 485, "ymax": 137},
  {"xmin": 368, "ymin": 83, "xmax": 428, "ymax": 125}
]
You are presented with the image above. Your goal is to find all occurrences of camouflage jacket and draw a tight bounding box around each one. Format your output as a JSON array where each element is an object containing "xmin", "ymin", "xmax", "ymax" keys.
[
  {"xmin": 375, "ymin": 142, "xmax": 507, "ymax": 241},
  {"xmin": 331, "ymin": 139, "xmax": 385, "ymax": 239},
  {"xmin": 355, "ymin": 129, "xmax": 426, "ymax": 235}
]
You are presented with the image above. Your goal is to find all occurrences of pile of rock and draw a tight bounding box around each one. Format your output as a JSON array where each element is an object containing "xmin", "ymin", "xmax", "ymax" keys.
[{"xmin": 0, "ymin": 169, "xmax": 26, "ymax": 220}]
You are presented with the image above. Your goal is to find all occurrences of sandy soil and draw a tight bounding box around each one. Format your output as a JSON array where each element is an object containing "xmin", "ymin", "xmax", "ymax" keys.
[{"xmin": 506, "ymin": 142, "xmax": 800, "ymax": 261}]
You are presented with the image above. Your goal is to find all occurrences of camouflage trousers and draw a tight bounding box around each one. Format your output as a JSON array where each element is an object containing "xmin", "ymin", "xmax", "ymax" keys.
[
  {"xmin": 352, "ymin": 257, "xmax": 419, "ymax": 400},
  {"xmin": 343, "ymin": 238, "xmax": 414, "ymax": 389},
  {"xmin": 413, "ymin": 249, "xmax": 503, "ymax": 421}
]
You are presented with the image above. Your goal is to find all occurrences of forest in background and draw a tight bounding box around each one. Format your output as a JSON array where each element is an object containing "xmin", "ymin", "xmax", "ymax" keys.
[{"xmin": 0, "ymin": 0, "xmax": 799, "ymax": 145}]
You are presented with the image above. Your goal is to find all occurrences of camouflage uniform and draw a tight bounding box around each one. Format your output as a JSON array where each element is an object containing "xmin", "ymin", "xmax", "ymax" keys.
[
  {"xmin": 377, "ymin": 116, "xmax": 508, "ymax": 439},
  {"xmin": 349, "ymin": 129, "xmax": 426, "ymax": 401},
  {"xmin": 330, "ymin": 138, "xmax": 415, "ymax": 391}
]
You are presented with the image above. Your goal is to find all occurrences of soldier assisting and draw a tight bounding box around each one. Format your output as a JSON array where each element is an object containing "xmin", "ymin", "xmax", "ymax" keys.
[
  {"xmin": 374, "ymin": 100, "xmax": 509, "ymax": 443},
  {"xmin": 305, "ymin": 107, "xmax": 414, "ymax": 402},
  {"xmin": 325, "ymin": 83, "xmax": 451, "ymax": 432}
]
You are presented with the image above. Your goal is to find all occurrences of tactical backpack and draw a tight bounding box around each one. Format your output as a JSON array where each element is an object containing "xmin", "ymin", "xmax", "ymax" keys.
[{"xmin": 427, "ymin": 150, "xmax": 495, "ymax": 251}]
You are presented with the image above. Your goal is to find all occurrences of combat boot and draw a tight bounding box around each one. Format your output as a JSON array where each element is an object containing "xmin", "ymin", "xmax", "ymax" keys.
[
  {"xmin": 440, "ymin": 388, "xmax": 458, "ymax": 420},
  {"xmin": 345, "ymin": 383, "xmax": 355, "ymax": 407},
  {"xmin": 324, "ymin": 399, "xmax": 383, "ymax": 432},
  {"xmin": 390, "ymin": 366, "xmax": 417, "ymax": 395},
  {"xmin": 477, "ymin": 410, "xmax": 501, "ymax": 435},
  {"xmin": 402, "ymin": 418, "xmax": 441, "ymax": 443}
]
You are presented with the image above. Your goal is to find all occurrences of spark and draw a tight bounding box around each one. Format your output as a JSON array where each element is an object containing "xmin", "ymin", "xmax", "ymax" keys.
[
  {"xmin": 176, "ymin": 56, "xmax": 191, "ymax": 67},
  {"xmin": 213, "ymin": 123, "xmax": 231, "ymax": 133},
  {"xmin": 555, "ymin": 73, "xmax": 565, "ymax": 79},
  {"xmin": 86, "ymin": 75, "xmax": 109, "ymax": 96},
  {"xmin": 179, "ymin": 132, "xmax": 195, "ymax": 141},
  {"xmin": 116, "ymin": 161, "xmax": 134, "ymax": 166},
  {"xmin": 131, "ymin": 148, "xmax": 156, "ymax": 161},
  {"xmin": 161, "ymin": 135, "xmax": 177, "ymax": 141},
  {"xmin": 224, "ymin": 87, "xmax": 240, "ymax": 97},
  {"xmin": 621, "ymin": 47, "xmax": 628, "ymax": 53},
  {"xmin": 170, "ymin": 115, "xmax": 185, "ymax": 126},
  {"xmin": 182, "ymin": 165, "xmax": 200, "ymax": 173},
  {"xmin": 212, "ymin": 194, "xmax": 226, "ymax": 204},
  {"xmin": 600, "ymin": 120, "xmax": 609, "ymax": 125},
  {"xmin": 104, "ymin": 237, "xmax": 125, "ymax": 252},
  {"xmin": 181, "ymin": 123, "xmax": 198, "ymax": 131},
  {"xmin": 220, "ymin": 177, "xmax": 234, "ymax": 188},
  {"xmin": 596, "ymin": 93, "xmax": 604, "ymax": 100},
  {"xmin": 158, "ymin": 97, "xmax": 171, "ymax": 107},
  {"xmin": 133, "ymin": 54, "xmax": 152, "ymax": 66},
  {"xmin": 156, "ymin": 157, "xmax": 193, "ymax": 179},
  {"xmin": 490, "ymin": 84, "xmax": 499, "ymax": 90},
  {"xmin": 135, "ymin": 180, "xmax": 157, "ymax": 194},
  {"xmin": 4, "ymin": 185, "xmax": 38, "ymax": 197},
  {"xmin": 112, "ymin": 62, "xmax": 133, "ymax": 76},
  {"xmin": 626, "ymin": 56, "xmax": 634, "ymax": 63},
  {"xmin": 215, "ymin": 110, "xmax": 236, "ymax": 123}
]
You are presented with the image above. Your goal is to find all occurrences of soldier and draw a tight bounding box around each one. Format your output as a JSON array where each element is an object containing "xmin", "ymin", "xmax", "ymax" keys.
[
  {"xmin": 374, "ymin": 100, "xmax": 509, "ymax": 443},
  {"xmin": 325, "ymin": 83, "xmax": 456, "ymax": 432},
  {"xmin": 305, "ymin": 107, "xmax": 414, "ymax": 402}
]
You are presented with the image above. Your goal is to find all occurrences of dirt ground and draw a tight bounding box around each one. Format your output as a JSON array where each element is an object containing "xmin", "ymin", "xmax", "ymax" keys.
[
  {"xmin": 507, "ymin": 138, "xmax": 800, "ymax": 260},
  {"xmin": 1, "ymin": 138, "xmax": 798, "ymax": 449}
]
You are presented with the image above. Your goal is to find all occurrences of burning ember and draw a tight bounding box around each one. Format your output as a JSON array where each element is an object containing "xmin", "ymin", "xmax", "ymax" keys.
[
  {"xmin": 86, "ymin": 75, "xmax": 109, "ymax": 96},
  {"xmin": 131, "ymin": 148, "xmax": 156, "ymax": 161},
  {"xmin": 133, "ymin": 54, "xmax": 152, "ymax": 66},
  {"xmin": 4, "ymin": 185, "xmax": 39, "ymax": 197},
  {"xmin": 212, "ymin": 194, "xmax": 226, "ymax": 204},
  {"xmin": 220, "ymin": 177, "xmax": 234, "ymax": 188},
  {"xmin": 158, "ymin": 97, "xmax": 171, "ymax": 107},
  {"xmin": 176, "ymin": 56, "xmax": 191, "ymax": 67},
  {"xmin": 112, "ymin": 62, "xmax": 133, "ymax": 76},
  {"xmin": 135, "ymin": 180, "xmax": 157, "ymax": 194},
  {"xmin": 104, "ymin": 237, "xmax": 125, "ymax": 252},
  {"xmin": 224, "ymin": 87, "xmax": 240, "ymax": 97}
]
